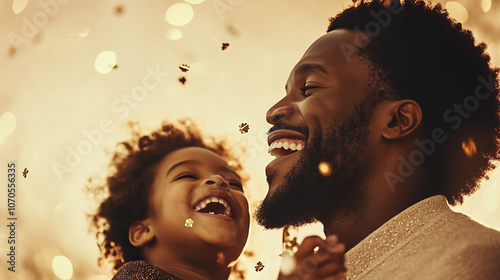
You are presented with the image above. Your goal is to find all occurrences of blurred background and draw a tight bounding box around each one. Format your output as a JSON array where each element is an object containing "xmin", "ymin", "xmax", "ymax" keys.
[{"xmin": 0, "ymin": 0, "xmax": 499, "ymax": 279}]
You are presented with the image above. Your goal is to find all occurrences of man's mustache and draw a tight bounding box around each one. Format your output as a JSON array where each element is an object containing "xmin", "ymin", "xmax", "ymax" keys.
[{"xmin": 267, "ymin": 123, "xmax": 309, "ymax": 137}]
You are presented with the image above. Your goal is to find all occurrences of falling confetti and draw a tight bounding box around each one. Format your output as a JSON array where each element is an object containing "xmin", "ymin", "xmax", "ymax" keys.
[
  {"xmin": 318, "ymin": 161, "xmax": 332, "ymax": 177},
  {"xmin": 184, "ymin": 218, "xmax": 194, "ymax": 228},
  {"xmin": 255, "ymin": 261, "xmax": 265, "ymax": 272},
  {"xmin": 22, "ymin": 168, "xmax": 29, "ymax": 178},
  {"xmin": 178, "ymin": 76, "xmax": 187, "ymax": 85},
  {"xmin": 221, "ymin": 43, "xmax": 230, "ymax": 50},
  {"xmin": 239, "ymin": 123, "xmax": 249, "ymax": 134},
  {"xmin": 114, "ymin": 5, "xmax": 125, "ymax": 16},
  {"xmin": 461, "ymin": 137, "xmax": 477, "ymax": 158},
  {"xmin": 216, "ymin": 252, "xmax": 225, "ymax": 265},
  {"xmin": 179, "ymin": 64, "xmax": 190, "ymax": 72},
  {"xmin": 8, "ymin": 46, "xmax": 16, "ymax": 58},
  {"xmin": 112, "ymin": 65, "xmax": 118, "ymax": 70}
]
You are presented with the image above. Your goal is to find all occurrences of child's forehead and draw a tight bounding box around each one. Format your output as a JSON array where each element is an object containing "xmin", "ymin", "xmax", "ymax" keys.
[{"xmin": 159, "ymin": 146, "xmax": 236, "ymax": 174}]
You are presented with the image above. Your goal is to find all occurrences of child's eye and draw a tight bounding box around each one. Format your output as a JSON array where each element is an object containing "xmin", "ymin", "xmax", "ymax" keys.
[
  {"xmin": 176, "ymin": 173, "xmax": 198, "ymax": 180},
  {"xmin": 229, "ymin": 182, "xmax": 244, "ymax": 192}
]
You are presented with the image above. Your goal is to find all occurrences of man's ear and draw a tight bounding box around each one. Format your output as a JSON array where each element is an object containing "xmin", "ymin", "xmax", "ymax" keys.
[
  {"xmin": 129, "ymin": 218, "xmax": 155, "ymax": 248},
  {"xmin": 382, "ymin": 100, "xmax": 422, "ymax": 140}
]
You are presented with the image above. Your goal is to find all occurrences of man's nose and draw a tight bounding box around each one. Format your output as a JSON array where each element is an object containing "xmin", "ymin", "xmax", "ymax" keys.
[
  {"xmin": 266, "ymin": 104, "xmax": 295, "ymax": 124},
  {"xmin": 203, "ymin": 175, "xmax": 229, "ymax": 189}
]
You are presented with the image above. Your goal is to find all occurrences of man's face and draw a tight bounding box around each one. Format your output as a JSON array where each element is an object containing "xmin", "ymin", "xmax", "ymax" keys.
[{"xmin": 256, "ymin": 29, "xmax": 377, "ymax": 228}]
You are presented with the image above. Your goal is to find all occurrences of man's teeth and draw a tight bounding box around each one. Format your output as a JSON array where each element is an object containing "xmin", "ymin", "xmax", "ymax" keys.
[
  {"xmin": 268, "ymin": 141, "xmax": 304, "ymax": 153},
  {"xmin": 194, "ymin": 196, "xmax": 232, "ymax": 217}
]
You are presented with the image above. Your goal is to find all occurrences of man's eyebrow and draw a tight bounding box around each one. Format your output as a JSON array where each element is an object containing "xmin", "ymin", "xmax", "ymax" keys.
[
  {"xmin": 295, "ymin": 63, "xmax": 328, "ymax": 76},
  {"xmin": 166, "ymin": 160, "xmax": 199, "ymax": 177},
  {"xmin": 285, "ymin": 63, "xmax": 329, "ymax": 92}
]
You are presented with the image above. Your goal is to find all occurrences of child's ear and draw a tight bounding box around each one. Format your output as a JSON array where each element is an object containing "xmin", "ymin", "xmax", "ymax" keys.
[
  {"xmin": 382, "ymin": 100, "xmax": 422, "ymax": 140},
  {"xmin": 129, "ymin": 219, "xmax": 155, "ymax": 247}
]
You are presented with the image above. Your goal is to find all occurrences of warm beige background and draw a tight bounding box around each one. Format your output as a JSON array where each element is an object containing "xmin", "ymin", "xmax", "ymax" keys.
[{"xmin": 1, "ymin": 0, "xmax": 499, "ymax": 279}]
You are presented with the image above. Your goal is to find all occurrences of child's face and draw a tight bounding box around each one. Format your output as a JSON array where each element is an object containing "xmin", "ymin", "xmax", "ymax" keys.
[{"xmin": 146, "ymin": 147, "xmax": 250, "ymax": 263}]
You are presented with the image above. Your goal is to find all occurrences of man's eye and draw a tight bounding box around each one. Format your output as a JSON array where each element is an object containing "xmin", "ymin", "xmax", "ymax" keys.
[{"xmin": 300, "ymin": 85, "xmax": 320, "ymax": 97}]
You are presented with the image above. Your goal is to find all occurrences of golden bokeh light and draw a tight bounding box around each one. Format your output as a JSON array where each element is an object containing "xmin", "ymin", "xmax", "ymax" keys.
[
  {"xmin": 165, "ymin": 3, "xmax": 194, "ymax": 27},
  {"xmin": 12, "ymin": 0, "xmax": 29, "ymax": 14},
  {"xmin": 166, "ymin": 27, "xmax": 183, "ymax": 40},
  {"xmin": 461, "ymin": 137, "xmax": 477, "ymax": 157},
  {"xmin": 94, "ymin": 50, "xmax": 117, "ymax": 74},
  {"xmin": 0, "ymin": 112, "xmax": 17, "ymax": 145},
  {"xmin": 482, "ymin": 183, "xmax": 500, "ymax": 212},
  {"xmin": 280, "ymin": 253, "xmax": 296, "ymax": 275},
  {"xmin": 481, "ymin": 0, "xmax": 492, "ymax": 13},
  {"xmin": 446, "ymin": 1, "xmax": 468, "ymax": 23},
  {"xmin": 185, "ymin": 0, "xmax": 205, "ymax": 4},
  {"xmin": 318, "ymin": 161, "xmax": 332, "ymax": 177},
  {"xmin": 52, "ymin": 256, "xmax": 73, "ymax": 280}
]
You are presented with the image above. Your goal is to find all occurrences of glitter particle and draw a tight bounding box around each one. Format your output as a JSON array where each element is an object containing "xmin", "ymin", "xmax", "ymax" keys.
[
  {"xmin": 184, "ymin": 218, "xmax": 194, "ymax": 228},
  {"xmin": 179, "ymin": 64, "xmax": 190, "ymax": 72},
  {"xmin": 22, "ymin": 168, "xmax": 29, "ymax": 178},
  {"xmin": 461, "ymin": 137, "xmax": 477, "ymax": 158},
  {"xmin": 255, "ymin": 261, "xmax": 264, "ymax": 272},
  {"xmin": 318, "ymin": 161, "xmax": 332, "ymax": 177},
  {"xmin": 221, "ymin": 43, "xmax": 230, "ymax": 50},
  {"xmin": 178, "ymin": 76, "xmax": 187, "ymax": 85},
  {"xmin": 216, "ymin": 252, "xmax": 225, "ymax": 265},
  {"xmin": 239, "ymin": 123, "xmax": 249, "ymax": 134}
]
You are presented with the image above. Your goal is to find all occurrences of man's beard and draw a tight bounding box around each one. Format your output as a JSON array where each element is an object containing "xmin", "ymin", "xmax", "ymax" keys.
[{"xmin": 255, "ymin": 98, "xmax": 377, "ymax": 229}]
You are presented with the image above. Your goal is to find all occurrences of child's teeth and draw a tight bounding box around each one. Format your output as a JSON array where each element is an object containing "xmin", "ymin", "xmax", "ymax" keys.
[
  {"xmin": 277, "ymin": 142, "xmax": 283, "ymax": 148},
  {"xmin": 297, "ymin": 143, "xmax": 303, "ymax": 150},
  {"xmin": 290, "ymin": 143, "xmax": 297, "ymax": 150},
  {"xmin": 283, "ymin": 142, "xmax": 290, "ymax": 149}
]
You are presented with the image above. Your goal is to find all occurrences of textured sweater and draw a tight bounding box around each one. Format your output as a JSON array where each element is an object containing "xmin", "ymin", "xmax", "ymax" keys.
[
  {"xmin": 112, "ymin": 260, "xmax": 183, "ymax": 280},
  {"xmin": 345, "ymin": 195, "xmax": 500, "ymax": 279}
]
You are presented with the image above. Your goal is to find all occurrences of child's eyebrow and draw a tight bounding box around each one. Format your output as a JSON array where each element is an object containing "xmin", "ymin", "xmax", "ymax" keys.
[{"xmin": 166, "ymin": 160, "xmax": 199, "ymax": 177}]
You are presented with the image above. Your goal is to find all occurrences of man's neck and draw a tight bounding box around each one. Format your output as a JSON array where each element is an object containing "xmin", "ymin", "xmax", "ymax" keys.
[{"xmin": 322, "ymin": 178, "xmax": 435, "ymax": 251}]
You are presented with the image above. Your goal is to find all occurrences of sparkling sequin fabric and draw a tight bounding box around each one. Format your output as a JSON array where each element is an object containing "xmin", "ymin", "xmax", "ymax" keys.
[
  {"xmin": 345, "ymin": 195, "xmax": 500, "ymax": 280},
  {"xmin": 112, "ymin": 260, "xmax": 183, "ymax": 280}
]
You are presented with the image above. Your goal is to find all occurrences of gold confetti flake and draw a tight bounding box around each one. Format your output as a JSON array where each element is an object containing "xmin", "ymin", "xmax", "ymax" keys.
[
  {"xmin": 184, "ymin": 218, "xmax": 194, "ymax": 228},
  {"xmin": 221, "ymin": 43, "xmax": 230, "ymax": 50},
  {"xmin": 178, "ymin": 76, "xmax": 187, "ymax": 85},
  {"xmin": 114, "ymin": 5, "xmax": 125, "ymax": 16},
  {"xmin": 461, "ymin": 137, "xmax": 477, "ymax": 158},
  {"xmin": 318, "ymin": 161, "xmax": 332, "ymax": 177},
  {"xmin": 216, "ymin": 252, "xmax": 225, "ymax": 265},
  {"xmin": 255, "ymin": 261, "xmax": 264, "ymax": 272},
  {"xmin": 22, "ymin": 168, "xmax": 29, "ymax": 178},
  {"xmin": 179, "ymin": 64, "xmax": 190, "ymax": 72},
  {"xmin": 239, "ymin": 123, "xmax": 249, "ymax": 134}
]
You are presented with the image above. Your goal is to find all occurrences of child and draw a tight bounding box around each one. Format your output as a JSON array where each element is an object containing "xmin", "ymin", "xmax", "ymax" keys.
[{"xmin": 88, "ymin": 119, "xmax": 346, "ymax": 280}]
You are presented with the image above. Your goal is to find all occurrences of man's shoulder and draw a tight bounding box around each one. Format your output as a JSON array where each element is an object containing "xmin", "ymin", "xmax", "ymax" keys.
[
  {"xmin": 420, "ymin": 210, "xmax": 500, "ymax": 279},
  {"xmin": 433, "ymin": 209, "xmax": 500, "ymax": 245}
]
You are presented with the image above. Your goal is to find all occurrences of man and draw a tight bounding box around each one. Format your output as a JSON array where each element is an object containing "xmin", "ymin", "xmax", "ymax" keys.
[{"xmin": 256, "ymin": 0, "xmax": 500, "ymax": 279}]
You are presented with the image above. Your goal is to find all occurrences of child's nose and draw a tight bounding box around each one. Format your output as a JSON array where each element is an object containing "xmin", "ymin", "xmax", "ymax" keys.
[{"xmin": 204, "ymin": 175, "xmax": 229, "ymax": 189}]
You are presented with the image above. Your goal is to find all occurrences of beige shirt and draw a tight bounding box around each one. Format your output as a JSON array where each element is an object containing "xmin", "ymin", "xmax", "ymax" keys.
[{"xmin": 345, "ymin": 195, "xmax": 500, "ymax": 280}]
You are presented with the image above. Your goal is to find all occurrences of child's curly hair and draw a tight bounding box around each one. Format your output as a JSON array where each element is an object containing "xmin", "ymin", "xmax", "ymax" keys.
[{"xmin": 86, "ymin": 119, "xmax": 244, "ymax": 272}]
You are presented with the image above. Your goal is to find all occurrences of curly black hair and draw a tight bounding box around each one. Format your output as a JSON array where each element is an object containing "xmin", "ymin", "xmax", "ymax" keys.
[
  {"xmin": 327, "ymin": 0, "xmax": 500, "ymax": 205},
  {"xmin": 86, "ymin": 119, "xmax": 244, "ymax": 272}
]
